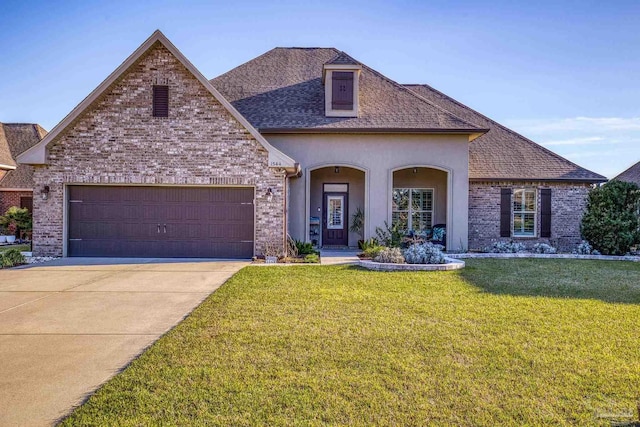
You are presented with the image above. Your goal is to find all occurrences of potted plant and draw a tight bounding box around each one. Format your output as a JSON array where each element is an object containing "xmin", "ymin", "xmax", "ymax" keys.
[
  {"xmin": 350, "ymin": 207, "xmax": 365, "ymax": 249},
  {"xmin": 6, "ymin": 221, "xmax": 17, "ymax": 244},
  {"xmin": 0, "ymin": 225, "xmax": 7, "ymax": 243}
]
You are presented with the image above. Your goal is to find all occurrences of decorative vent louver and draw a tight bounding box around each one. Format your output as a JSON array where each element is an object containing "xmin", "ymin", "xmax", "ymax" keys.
[{"xmin": 153, "ymin": 85, "xmax": 169, "ymax": 117}]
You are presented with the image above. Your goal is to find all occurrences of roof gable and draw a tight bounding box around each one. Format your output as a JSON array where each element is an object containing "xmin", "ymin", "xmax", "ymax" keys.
[
  {"xmin": 18, "ymin": 31, "xmax": 297, "ymax": 172},
  {"xmin": 614, "ymin": 160, "xmax": 640, "ymax": 185},
  {"xmin": 0, "ymin": 123, "xmax": 47, "ymax": 189},
  {"xmin": 405, "ymin": 84, "xmax": 607, "ymax": 183},
  {"xmin": 211, "ymin": 48, "xmax": 485, "ymax": 137}
]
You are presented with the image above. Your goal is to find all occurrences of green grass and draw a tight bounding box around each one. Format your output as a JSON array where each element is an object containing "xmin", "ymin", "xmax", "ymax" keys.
[
  {"xmin": 0, "ymin": 243, "xmax": 29, "ymax": 253},
  {"xmin": 62, "ymin": 259, "xmax": 640, "ymax": 426}
]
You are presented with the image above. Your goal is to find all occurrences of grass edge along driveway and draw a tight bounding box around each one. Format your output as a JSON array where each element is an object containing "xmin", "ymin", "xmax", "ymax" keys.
[{"xmin": 61, "ymin": 259, "xmax": 640, "ymax": 426}]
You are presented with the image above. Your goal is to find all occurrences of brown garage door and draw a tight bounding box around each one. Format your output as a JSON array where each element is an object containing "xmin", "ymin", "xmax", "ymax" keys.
[{"xmin": 67, "ymin": 186, "xmax": 254, "ymax": 258}]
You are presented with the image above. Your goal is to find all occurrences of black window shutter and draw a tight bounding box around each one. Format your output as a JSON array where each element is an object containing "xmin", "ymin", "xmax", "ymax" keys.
[
  {"xmin": 540, "ymin": 188, "xmax": 552, "ymax": 238},
  {"xmin": 153, "ymin": 85, "xmax": 169, "ymax": 117},
  {"xmin": 500, "ymin": 188, "xmax": 511, "ymax": 237},
  {"xmin": 332, "ymin": 72, "xmax": 354, "ymax": 110}
]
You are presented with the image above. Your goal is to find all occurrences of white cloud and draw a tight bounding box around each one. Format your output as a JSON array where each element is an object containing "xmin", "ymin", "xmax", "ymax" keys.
[
  {"xmin": 540, "ymin": 136, "xmax": 605, "ymax": 146},
  {"xmin": 505, "ymin": 116, "xmax": 640, "ymax": 134}
]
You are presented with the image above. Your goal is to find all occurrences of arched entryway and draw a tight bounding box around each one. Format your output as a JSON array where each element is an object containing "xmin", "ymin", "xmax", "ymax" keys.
[
  {"xmin": 308, "ymin": 165, "xmax": 366, "ymax": 248},
  {"xmin": 391, "ymin": 166, "xmax": 449, "ymax": 247}
]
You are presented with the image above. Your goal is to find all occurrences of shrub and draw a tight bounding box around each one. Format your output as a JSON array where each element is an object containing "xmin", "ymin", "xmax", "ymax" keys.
[
  {"xmin": 0, "ymin": 206, "xmax": 32, "ymax": 238},
  {"xmin": 581, "ymin": 180, "xmax": 640, "ymax": 255},
  {"xmin": 1, "ymin": 249, "xmax": 25, "ymax": 268},
  {"xmin": 404, "ymin": 242, "xmax": 446, "ymax": 264},
  {"xmin": 360, "ymin": 238, "xmax": 379, "ymax": 251},
  {"xmin": 295, "ymin": 240, "xmax": 315, "ymax": 255},
  {"xmin": 373, "ymin": 247, "xmax": 405, "ymax": 264},
  {"xmin": 375, "ymin": 221, "xmax": 404, "ymax": 248},
  {"xmin": 362, "ymin": 245, "xmax": 385, "ymax": 259},
  {"xmin": 531, "ymin": 243, "xmax": 557, "ymax": 254},
  {"xmin": 573, "ymin": 240, "xmax": 600, "ymax": 255},
  {"xmin": 303, "ymin": 253, "xmax": 320, "ymax": 263},
  {"xmin": 484, "ymin": 241, "xmax": 526, "ymax": 253}
]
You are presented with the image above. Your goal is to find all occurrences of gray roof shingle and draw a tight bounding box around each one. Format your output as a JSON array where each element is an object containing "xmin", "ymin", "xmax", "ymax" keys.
[
  {"xmin": 211, "ymin": 48, "xmax": 484, "ymax": 132},
  {"xmin": 405, "ymin": 84, "xmax": 606, "ymax": 182},
  {"xmin": 210, "ymin": 47, "xmax": 605, "ymax": 183},
  {"xmin": 0, "ymin": 123, "xmax": 47, "ymax": 189},
  {"xmin": 614, "ymin": 161, "xmax": 640, "ymax": 185}
]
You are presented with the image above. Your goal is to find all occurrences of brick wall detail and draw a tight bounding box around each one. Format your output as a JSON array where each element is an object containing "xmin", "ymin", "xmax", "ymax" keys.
[
  {"xmin": 33, "ymin": 42, "xmax": 285, "ymax": 256},
  {"xmin": 0, "ymin": 190, "xmax": 33, "ymax": 217},
  {"xmin": 469, "ymin": 181, "xmax": 591, "ymax": 252}
]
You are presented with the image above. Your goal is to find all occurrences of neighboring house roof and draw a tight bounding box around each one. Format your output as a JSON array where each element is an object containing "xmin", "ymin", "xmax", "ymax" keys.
[
  {"xmin": 211, "ymin": 48, "xmax": 486, "ymax": 136},
  {"xmin": 405, "ymin": 84, "xmax": 607, "ymax": 183},
  {"xmin": 18, "ymin": 31, "xmax": 298, "ymax": 173},
  {"xmin": 0, "ymin": 123, "xmax": 47, "ymax": 189},
  {"xmin": 614, "ymin": 160, "xmax": 640, "ymax": 185}
]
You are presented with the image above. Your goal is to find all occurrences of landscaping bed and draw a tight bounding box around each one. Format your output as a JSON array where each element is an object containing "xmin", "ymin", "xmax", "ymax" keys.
[{"xmin": 61, "ymin": 259, "xmax": 640, "ymax": 426}]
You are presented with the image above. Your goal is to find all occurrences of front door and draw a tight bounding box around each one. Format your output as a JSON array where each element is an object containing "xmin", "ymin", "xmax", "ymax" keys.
[{"xmin": 323, "ymin": 192, "xmax": 348, "ymax": 246}]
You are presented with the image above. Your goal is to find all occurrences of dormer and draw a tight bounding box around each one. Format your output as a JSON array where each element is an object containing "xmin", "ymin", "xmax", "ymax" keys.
[{"xmin": 323, "ymin": 52, "xmax": 362, "ymax": 118}]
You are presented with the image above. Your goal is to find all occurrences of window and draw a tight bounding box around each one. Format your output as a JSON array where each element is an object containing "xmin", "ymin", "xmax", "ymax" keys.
[
  {"xmin": 513, "ymin": 189, "xmax": 536, "ymax": 236},
  {"xmin": 152, "ymin": 85, "xmax": 169, "ymax": 117},
  {"xmin": 331, "ymin": 72, "xmax": 354, "ymax": 110},
  {"xmin": 392, "ymin": 188, "xmax": 433, "ymax": 232}
]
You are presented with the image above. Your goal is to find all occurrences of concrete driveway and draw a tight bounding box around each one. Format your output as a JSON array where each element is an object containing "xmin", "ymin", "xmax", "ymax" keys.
[{"xmin": 0, "ymin": 258, "xmax": 248, "ymax": 426}]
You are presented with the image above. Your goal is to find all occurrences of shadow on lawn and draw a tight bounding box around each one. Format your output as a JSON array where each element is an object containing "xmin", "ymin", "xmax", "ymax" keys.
[{"xmin": 456, "ymin": 258, "xmax": 640, "ymax": 305}]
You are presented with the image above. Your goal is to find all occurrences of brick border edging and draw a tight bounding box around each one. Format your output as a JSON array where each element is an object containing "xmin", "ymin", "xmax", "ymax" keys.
[
  {"xmin": 447, "ymin": 253, "xmax": 640, "ymax": 262},
  {"xmin": 358, "ymin": 258, "xmax": 465, "ymax": 271}
]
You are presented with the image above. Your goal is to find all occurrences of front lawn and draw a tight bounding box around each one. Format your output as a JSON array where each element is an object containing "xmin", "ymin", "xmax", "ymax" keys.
[
  {"xmin": 62, "ymin": 260, "xmax": 640, "ymax": 426},
  {"xmin": 0, "ymin": 243, "xmax": 29, "ymax": 253}
]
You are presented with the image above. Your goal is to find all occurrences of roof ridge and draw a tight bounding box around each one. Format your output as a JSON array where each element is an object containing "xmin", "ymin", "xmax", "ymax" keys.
[
  {"xmin": 211, "ymin": 47, "xmax": 341, "ymax": 82},
  {"xmin": 405, "ymin": 83, "xmax": 607, "ymax": 180},
  {"xmin": 358, "ymin": 64, "xmax": 484, "ymax": 131}
]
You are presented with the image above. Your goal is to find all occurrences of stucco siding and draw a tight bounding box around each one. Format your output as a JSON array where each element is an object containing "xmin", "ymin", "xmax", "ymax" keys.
[{"xmin": 268, "ymin": 133, "xmax": 470, "ymax": 251}]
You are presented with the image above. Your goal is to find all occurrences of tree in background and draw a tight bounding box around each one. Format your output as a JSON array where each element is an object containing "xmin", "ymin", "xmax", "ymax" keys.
[{"xmin": 581, "ymin": 180, "xmax": 640, "ymax": 255}]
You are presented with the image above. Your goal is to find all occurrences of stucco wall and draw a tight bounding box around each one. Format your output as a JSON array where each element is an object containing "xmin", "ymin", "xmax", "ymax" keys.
[
  {"xmin": 268, "ymin": 133, "xmax": 470, "ymax": 251},
  {"xmin": 468, "ymin": 181, "xmax": 592, "ymax": 252},
  {"xmin": 33, "ymin": 42, "xmax": 285, "ymax": 257}
]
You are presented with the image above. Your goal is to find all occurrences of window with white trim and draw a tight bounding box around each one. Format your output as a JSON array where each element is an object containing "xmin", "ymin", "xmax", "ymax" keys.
[
  {"xmin": 392, "ymin": 188, "xmax": 433, "ymax": 232},
  {"xmin": 513, "ymin": 189, "xmax": 536, "ymax": 236}
]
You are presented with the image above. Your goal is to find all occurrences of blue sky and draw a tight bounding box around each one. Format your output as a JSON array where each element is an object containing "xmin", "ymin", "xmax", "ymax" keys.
[{"xmin": 1, "ymin": 0, "xmax": 639, "ymax": 178}]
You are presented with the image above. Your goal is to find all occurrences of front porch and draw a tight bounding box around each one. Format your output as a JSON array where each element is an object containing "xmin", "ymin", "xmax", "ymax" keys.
[{"xmin": 304, "ymin": 165, "xmax": 451, "ymax": 249}]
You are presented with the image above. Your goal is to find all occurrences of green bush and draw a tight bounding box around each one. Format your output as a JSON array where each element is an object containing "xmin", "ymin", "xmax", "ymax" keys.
[
  {"xmin": 581, "ymin": 180, "xmax": 640, "ymax": 255},
  {"xmin": 303, "ymin": 253, "xmax": 320, "ymax": 263},
  {"xmin": 0, "ymin": 206, "xmax": 32, "ymax": 237},
  {"xmin": 362, "ymin": 245, "xmax": 385, "ymax": 259},
  {"xmin": 295, "ymin": 240, "xmax": 316, "ymax": 255},
  {"xmin": 375, "ymin": 221, "xmax": 404, "ymax": 248},
  {"xmin": 360, "ymin": 238, "xmax": 379, "ymax": 251},
  {"xmin": 1, "ymin": 249, "xmax": 25, "ymax": 268}
]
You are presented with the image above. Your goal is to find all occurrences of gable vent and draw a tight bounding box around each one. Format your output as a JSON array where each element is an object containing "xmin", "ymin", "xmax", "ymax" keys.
[{"xmin": 153, "ymin": 85, "xmax": 169, "ymax": 117}]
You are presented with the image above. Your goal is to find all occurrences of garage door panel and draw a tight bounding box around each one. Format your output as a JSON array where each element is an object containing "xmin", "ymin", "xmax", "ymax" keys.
[{"xmin": 68, "ymin": 186, "xmax": 254, "ymax": 258}]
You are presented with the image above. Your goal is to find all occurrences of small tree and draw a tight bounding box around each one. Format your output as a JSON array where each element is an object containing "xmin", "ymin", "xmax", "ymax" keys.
[
  {"xmin": 580, "ymin": 180, "xmax": 640, "ymax": 255},
  {"xmin": 0, "ymin": 207, "xmax": 32, "ymax": 238}
]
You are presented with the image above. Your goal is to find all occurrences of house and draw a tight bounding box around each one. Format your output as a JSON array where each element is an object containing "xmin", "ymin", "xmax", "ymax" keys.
[
  {"xmin": 18, "ymin": 31, "xmax": 606, "ymax": 258},
  {"xmin": 614, "ymin": 160, "xmax": 640, "ymax": 186},
  {"xmin": 0, "ymin": 123, "xmax": 47, "ymax": 215}
]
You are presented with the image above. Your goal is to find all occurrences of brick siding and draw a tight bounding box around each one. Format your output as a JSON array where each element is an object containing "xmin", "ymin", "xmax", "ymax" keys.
[
  {"xmin": 0, "ymin": 190, "xmax": 33, "ymax": 217},
  {"xmin": 469, "ymin": 181, "xmax": 592, "ymax": 252},
  {"xmin": 33, "ymin": 42, "xmax": 285, "ymax": 256}
]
